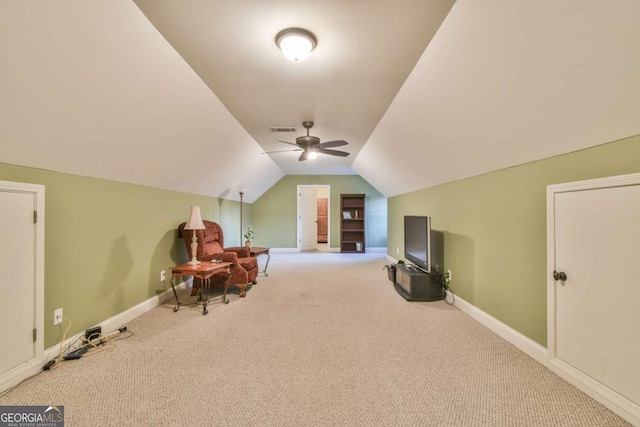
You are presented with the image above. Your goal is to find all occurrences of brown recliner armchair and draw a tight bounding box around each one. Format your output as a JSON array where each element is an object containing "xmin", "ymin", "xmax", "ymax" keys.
[{"xmin": 178, "ymin": 220, "xmax": 258, "ymax": 298}]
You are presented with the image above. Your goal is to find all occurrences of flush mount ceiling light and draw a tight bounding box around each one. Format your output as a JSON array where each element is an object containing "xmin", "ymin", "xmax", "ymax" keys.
[{"xmin": 275, "ymin": 28, "xmax": 317, "ymax": 62}]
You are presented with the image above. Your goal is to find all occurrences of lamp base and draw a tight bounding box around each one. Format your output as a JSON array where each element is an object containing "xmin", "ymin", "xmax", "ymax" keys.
[{"xmin": 189, "ymin": 232, "xmax": 201, "ymax": 266}]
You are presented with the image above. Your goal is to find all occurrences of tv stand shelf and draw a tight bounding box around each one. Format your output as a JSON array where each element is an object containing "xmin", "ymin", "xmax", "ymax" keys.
[{"xmin": 394, "ymin": 264, "xmax": 444, "ymax": 301}]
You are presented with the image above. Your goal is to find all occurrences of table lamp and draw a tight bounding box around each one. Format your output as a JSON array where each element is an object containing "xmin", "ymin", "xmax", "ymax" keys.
[{"xmin": 184, "ymin": 205, "xmax": 205, "ymax": 265}]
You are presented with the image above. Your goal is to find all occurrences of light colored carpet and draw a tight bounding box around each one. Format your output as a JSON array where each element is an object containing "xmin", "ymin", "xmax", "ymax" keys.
[{"xmin": 0, "ymin": 252, "xmax": 630, "ymax": 426}]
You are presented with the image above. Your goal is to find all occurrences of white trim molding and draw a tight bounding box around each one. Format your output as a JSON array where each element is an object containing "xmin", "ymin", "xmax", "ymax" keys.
[
  {"xmin": 450, "ymin": 293, "xmax": 548, "ymax": 363},
  {"xmin": 546, "ymin": 172, "xmax": 640, "ymax": 426},
  {"xmin": 0, "ymin": 181, "xmax": 45, "ymax": 394}
]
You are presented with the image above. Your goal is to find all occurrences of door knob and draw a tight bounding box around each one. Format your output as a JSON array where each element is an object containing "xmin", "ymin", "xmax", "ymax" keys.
[{"xmin": 553, "ymin": 271, "xmax": 567, "ymax": 281}]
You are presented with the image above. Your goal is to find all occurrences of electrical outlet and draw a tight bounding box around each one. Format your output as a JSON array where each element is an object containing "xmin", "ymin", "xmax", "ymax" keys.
[
  {"xmin": 54, "ymin": 308, "xmax": 63, "ymax": 325},
  {"xmin": 160, "ymin": 270, "xmax": 166, "ymax": 282},
  {"xmin": 447, "ymin": 269, "xmax": 452, "ymax": 281},
  {"xmin": 396, "ymin": 248, "xmax": 399, "ymax": 254}
]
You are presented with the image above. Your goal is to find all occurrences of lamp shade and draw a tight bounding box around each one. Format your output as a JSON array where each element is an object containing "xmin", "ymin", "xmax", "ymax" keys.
[
  {"xmin": 184, "ymin": 206, "xmax": 205, "ymax": 230},
  {"xmin": 275, "ymin": 28, "xmax": 317, "ymax": 62}
]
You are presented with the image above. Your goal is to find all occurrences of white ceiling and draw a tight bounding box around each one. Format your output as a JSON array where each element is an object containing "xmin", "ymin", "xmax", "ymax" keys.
[
  {"xmin": 132, "ymin": 0, "xmax": 456, "ymax": 176},
  {"xmin": 1, "ymin": 1, "xmax": 639, "ymax": 202},
  {"xmin": 354, "ymin": 0, "xmax": 640, "ymax": 196}
]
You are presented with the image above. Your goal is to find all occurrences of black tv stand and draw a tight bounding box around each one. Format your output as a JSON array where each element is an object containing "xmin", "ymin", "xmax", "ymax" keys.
[{"xmin": 394, "ymin": 264, "xmax": 445, "ymax": 301}]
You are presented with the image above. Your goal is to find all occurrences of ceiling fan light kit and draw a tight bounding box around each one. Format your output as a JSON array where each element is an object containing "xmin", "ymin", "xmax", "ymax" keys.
[
  {"xmin": 263, "ymin": 121, "xmax": 350, "ymax": 162},
  {"xmin": 275, "ymin": 28, "xmax": 317, "ymax": 62}
]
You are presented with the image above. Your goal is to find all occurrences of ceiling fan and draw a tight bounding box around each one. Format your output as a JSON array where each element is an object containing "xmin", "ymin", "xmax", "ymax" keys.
[{"xmin": 264, "ymin": 121, "xmax": 350, "ymax": 161}]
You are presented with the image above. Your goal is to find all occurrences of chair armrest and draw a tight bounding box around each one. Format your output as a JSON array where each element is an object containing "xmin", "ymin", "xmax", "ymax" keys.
[
  {"xmin": 224, "ymin": 246, "xmax": 250, "ymax": 258},
  {"xmin": 208, "ymin": 252, "xmax": 241, "ymax": 267}
]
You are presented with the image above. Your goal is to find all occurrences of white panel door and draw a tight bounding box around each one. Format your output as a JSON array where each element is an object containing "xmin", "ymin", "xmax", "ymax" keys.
[
  {"xmin": 550, "ymin": 176, "xmax": 640, "ymax": 413},
  {"xmin": 0, "ymin": 181, "xmax": 44, "ymax": 394},
  {"xmin": 0, "ymin": 191, "xmax": 37, "ymax": 373},
  {"xmin": 298, "ymin": 187, "xmax": 318, "ymax": 252}
]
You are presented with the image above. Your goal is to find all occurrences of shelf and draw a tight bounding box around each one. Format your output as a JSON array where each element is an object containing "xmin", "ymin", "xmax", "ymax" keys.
[
  {"xmin": 340, "ymin": 194, "xmax": 365, "ymax": 254},
  {"xmin": 341, "ymin": 202, "xmax": 364, "ymax": 209}
]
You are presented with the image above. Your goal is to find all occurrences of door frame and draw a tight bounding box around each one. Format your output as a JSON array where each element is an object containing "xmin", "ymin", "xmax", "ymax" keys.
[
  {"xmin": 546, "ymin": 172, "xmax": 640, "ymax": 425},
  {"xmin": 296, "ymin": 185, "xmax": 331, "ymax": 252},
  {"xmin": 0, "ymin": 180, "xmax": 45, "ymax": 393}
]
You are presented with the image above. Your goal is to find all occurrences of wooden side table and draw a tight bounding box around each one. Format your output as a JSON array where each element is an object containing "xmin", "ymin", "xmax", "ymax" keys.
[
  {"xmin": 249, "ymin": 247, "xmax": 271, "ymax": 276},
  {"xmin": 170, "ymin": 261, "xmax": 232, "ymax": 315}
]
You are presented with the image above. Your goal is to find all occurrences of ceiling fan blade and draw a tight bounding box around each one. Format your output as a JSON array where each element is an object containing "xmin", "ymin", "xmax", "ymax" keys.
[
  {"xmin": 277, "ymin": 140, "xmax": 300, "ymax": 147},
  {"xmin": 319, "ymin": 148, "xmax": 350, "ymax": 157},
  {"xmin": 262, "ymin": 149, "xmax": 303, "ymax": 154},
  {"xmin": 319, "ymin": 140, "xmax": 348, "ymax": 148},
  {"xmin": 298, "ymin": 150, "xmax": 310, "ymax": 161}
]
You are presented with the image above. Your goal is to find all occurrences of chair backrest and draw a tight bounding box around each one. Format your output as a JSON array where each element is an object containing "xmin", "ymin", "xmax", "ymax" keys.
[{"xmin": 178, "ymin": 220, "xmax": 226, "ymax": 260}]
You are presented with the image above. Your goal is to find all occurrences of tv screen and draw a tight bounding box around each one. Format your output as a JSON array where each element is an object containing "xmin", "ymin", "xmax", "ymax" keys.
[{"xmin": 404, "ymin": 215, "xmax": 431, "ymax": 273}]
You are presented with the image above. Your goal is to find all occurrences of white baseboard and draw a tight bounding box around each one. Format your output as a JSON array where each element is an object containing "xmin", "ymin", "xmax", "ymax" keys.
[
  {"xmin": 446, "ymin": 291, "xmax": 640, "ymax": 424},
  {"xmin": 547, "ymin": 358, "xmax": 640, "ymax": 426},
  {"xmin": 449, "ymin": 292, "xmax": 548, "ymax": 363},
  {"xmin": 270, "ymin": 247, "xmax": 386, "ymax": 253},
  {"xmin": 450, "ymin": 293, "xmax": 639, "ymax": 424},
  {"xmin": 43, "ymin": 281, "xmax": 189, "ymax": 362},
  {"xmin": 23, "ymin": 258, "xmax": 638, "ymax": 424},
  {"xmin": 384, "ymin": 254, "xmax": 549, "ymax": 364},
  {"xmin": 36, "ymin": 253, "xmax": 639, "ymax": 425},
  {"xmin": 0, "ymin": 359, "xmax": 44, "ymax": 395}
]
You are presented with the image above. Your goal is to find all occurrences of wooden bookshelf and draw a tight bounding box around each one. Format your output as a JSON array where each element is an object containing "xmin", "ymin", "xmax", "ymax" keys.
[{"xmin": 340, "ymin": 194, "xmax": 365, "ymax": 253}]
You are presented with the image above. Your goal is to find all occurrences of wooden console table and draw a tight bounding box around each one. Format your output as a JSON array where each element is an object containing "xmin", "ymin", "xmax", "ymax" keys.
[
  {"xmin": 250, "ymin": 247, "xmax": 271, "ymax": 276},
  {"xmin": 170, "ymin": 261, "xmax": 232, "ymax": 315}
]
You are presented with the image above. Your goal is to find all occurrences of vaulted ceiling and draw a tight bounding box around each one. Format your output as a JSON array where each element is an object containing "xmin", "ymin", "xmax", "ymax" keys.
[{"xmin": 2, "ymin": 1, "xmax": 639, "ymax": 203}]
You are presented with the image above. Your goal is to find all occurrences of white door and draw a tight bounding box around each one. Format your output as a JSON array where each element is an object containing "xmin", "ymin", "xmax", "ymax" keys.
[
  {"xmin": 547, "ymin": 173, "xmax": 640, "ymax": 424},
  {"xmin": 298, "ymin": 187, "xmax": 318, "ymax": 251},
  {"xmin": 0, "ymin": 181, "xmax": 44, "ymax": 393}
]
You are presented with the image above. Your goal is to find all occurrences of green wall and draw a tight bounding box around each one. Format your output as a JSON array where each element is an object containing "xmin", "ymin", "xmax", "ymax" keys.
[
  {"xmin": 0, "ymin": 163, "xmax": 242, "ymax": 348},
  {"xmin": 7, "ymin": 133, "xmax": 635, "ymax": 351},
  {"xmin": 388, "ymin": 135, "xmax": 640, "ymax": 346},
  {"xmin": 251, "ymin": 175, "xmax": 387, "ymax": 249}
]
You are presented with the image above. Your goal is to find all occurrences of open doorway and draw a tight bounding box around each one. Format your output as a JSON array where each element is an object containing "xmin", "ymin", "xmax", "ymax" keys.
[{"xmin": 297, "ymin": 185, "xmax": 331, "ymax": 252}]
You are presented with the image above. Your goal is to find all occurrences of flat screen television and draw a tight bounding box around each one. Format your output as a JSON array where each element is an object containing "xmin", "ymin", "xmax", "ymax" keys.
[{"xmin": 404, "ymin": 215, "xmax": 432, "ymax": 273}]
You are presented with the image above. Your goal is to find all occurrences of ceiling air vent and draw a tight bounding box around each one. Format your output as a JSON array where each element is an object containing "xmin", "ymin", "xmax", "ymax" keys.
[{"xmin": 269, "ymin": 127, "xmax": 297, "ymax": 133}]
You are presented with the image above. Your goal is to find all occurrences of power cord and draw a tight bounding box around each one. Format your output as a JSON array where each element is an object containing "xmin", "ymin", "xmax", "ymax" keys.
[
  {"xmin": 42, "ymin": 316, "xmax": 74, "ymax": 371},
  {"xmin": 444, "ymin": 285, "xmax": 455, "ymax": 305},
  {"xmin": 43, "ymin": 321, "xmax": 133, "ymax": 371},
  {"xmin": 55, "ymin": 317, "xmax": 73, "ymax": 364},
  {"xmin": 75, "ymin": 327, "xmax": 132, "ymax": 358},
  {"xmin": 442, "ymin": 273, "xmax": 455, "ymax": 305}
]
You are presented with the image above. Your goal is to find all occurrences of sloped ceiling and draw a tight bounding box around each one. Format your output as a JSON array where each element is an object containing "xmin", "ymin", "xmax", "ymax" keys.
[
  {"xmin": 353, "ymin": 0, "xmax": 640, "ymax": 196},
  {"xmin": 133, "ymin": 0, "xmax": 456, "ymax": 177},
  {"xmin": 1, "ymin": 1, "xmax": 639, "ymax": 202},
  {"xmin": 0, "ymin": 1, "xmax": 282, "ymax": 203}
]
